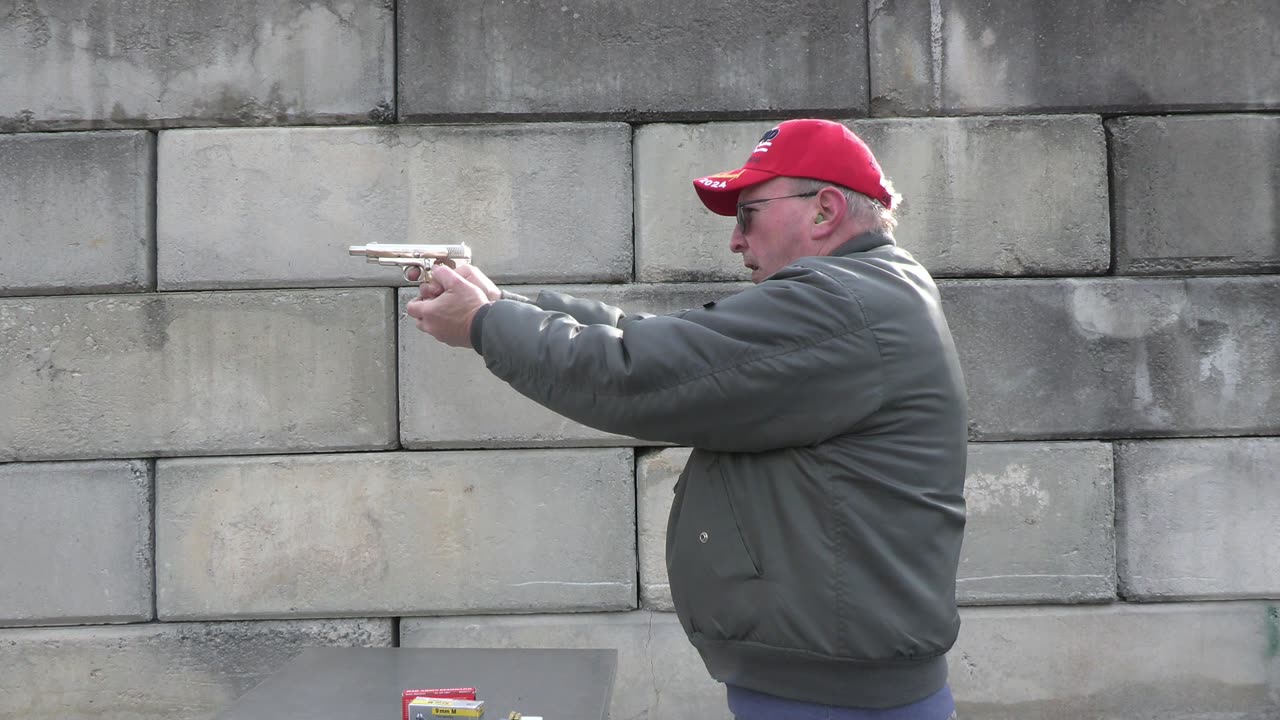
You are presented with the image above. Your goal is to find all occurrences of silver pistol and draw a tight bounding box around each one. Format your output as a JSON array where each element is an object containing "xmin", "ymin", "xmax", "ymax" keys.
[{"xmin": 348, "ymin": 243, "xmax": 472, "ymax": 284}]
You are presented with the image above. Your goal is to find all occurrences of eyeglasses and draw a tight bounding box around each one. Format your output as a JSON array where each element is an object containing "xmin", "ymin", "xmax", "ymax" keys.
[{"xmin": 735, "ymin": 191, "xmax": 819, "ymax": 234}]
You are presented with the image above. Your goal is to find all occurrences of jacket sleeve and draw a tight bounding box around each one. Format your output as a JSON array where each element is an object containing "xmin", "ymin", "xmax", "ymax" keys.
[
  {"xmin": 528, "ymin": 290, "xmax": 657, "ymax": 328},
  {"xmin": 475, "ymin": 265, "xmax": 884, "ymax": 452},
  {"xmin": 492, "ymin": 289, "xmax": 657, "ymax": 328}
]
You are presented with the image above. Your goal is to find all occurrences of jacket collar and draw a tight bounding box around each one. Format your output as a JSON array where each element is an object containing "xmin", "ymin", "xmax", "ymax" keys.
[{"xmin": 830, "ymin": 230, "xmax": 895, "ymax": 256}]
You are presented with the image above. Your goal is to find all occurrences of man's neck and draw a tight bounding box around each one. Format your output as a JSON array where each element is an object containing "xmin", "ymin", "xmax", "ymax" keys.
[{"xmin": 827, "ymin": 228, "xmax": 894, "ymax": 256}]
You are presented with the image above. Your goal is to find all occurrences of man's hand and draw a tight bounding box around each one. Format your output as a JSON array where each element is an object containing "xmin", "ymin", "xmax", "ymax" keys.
[
  {"xmin": 410, "ymin": 263, "xmax": 501, "ymax": 303},
  {"xmin": 454, "ymin": 263, "xmax": 501, "ymax": 301},
  {"xmin": 405, "ymin": 265, "xmax": 491, "ymax": 348}
]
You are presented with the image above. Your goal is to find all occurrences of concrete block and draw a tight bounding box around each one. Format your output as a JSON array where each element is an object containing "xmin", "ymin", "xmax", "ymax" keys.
[
  {"xmin": 959, "ymin": 442, "xmax": 1114, "ymax": 604},
  {"xmin": 634, "ymin": 116, "xmax": 1109, "ymax": 282},
  {"xmin": 853, "ymin": 116, "xmax": 1110, "ymax": 277},
  {"xmin": 399, "ymin": 282, "xmax": 748, "ymax": 448},
  {"xmin": 634, "ymin": 122, "xmax": 776, "ymax": 283},
  {"xmin": 869, "ymin": 0, "xmax": 1280, "ymax": 115},
  {"xmin": 0, "ymin": 132, "xmax": 153, "ymax": 296},
  {"xmin": 1110, "ymin": 115, "xmax": 1280, "ymax": 275},
  {"xmin": 950, "ymin": 602, "xmax": 1280, "ymax": 719},
  {"xmin": 156, "ymin": 449, "xmax": 636, "ymax": 620},
  {"xmin": 0, "ymin": 289, "xmax": 395, "ymax": 462},
  {"xmin": 940, "ymin": 276, "xmax": 1280, "ymax": 440},
  {"xmin": 398, "ymin": 2, "xmax": 867, "ymax": 120},
  {"xmin": 637, "ymin": 443, "xmax": 1114, "ymax": 610},
  {"xmin": 636, "ymin": 447, "xmax": 691, "ymax": 610},
  {"xmin": 0, "ymin": 619, "xmax": 392, "ymax": 720},
  {"xmin": 156, "ymin": 124, "xmax": 632, "ymax": 289},
  {"xmin": 0, "ymin": 1, "xmax": 392, "ymax": 131},
  {"xmin": 1116, "ymin": 438, "xmax": 1280, "ymax": 601},
  {"xmin": 0, "ymin": 460, "xmax": 152, "ymax": 627},
  {"xmin": 401, "ymin": 611, "xmax": 732, "ymax": 720}
]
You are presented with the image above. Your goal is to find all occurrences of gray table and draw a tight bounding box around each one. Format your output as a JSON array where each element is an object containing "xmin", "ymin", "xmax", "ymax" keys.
[{"xmin": 216, "ymin": 647, "xmax": 617, "ymax": 720}]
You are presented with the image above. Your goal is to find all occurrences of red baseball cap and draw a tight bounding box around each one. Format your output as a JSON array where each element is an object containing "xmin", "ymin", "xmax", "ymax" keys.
[{"xmin": 692, "ymin": 119, "xmax": 893, "ymax": 216}]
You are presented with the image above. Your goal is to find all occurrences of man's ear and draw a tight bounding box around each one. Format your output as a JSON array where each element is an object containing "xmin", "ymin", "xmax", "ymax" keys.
[{"xmin": 812, "ymin": 186, "xmax": 846, "ymax": 235}]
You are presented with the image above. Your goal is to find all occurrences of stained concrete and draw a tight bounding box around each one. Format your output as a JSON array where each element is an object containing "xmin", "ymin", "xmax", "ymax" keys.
[
  {"xmin": 155, "ymin": 449, "xmax": 636, "ymax": 619},
  {"xmin": 0, "ymin": 131, "xmax": 153, "ymax": 295},
  {"xmin": 398, "ymin": 1, "xmax": 868, "ymax": 120},
  {"xmin": 870, "ymin": 0, "xmax": 1280, "ymax": 115},
  {"xmin": 0, "ymin": 289, "xmax": 396, "ymax": 461},
  {"xmin": 0, "ymin": 0, "xmax": 392, "ymax": 131}
]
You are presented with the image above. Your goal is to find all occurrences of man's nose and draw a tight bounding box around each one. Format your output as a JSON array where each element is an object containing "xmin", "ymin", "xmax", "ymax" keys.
[{"xmin": 729, "ymin": 224, "xmax": 747, "ymax": 253}]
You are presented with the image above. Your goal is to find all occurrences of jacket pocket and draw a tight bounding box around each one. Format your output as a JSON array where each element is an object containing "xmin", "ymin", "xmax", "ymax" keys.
[
  {"xmin": 678, "ymin": 456, "xmax": 760, "ymax": 580},
  {"xmin": 667, "ymin": 454, "xmax": 763, "ymax": 640}
]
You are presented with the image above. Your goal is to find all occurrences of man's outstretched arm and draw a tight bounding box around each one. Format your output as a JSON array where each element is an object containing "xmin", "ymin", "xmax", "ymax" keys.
[{"xmin": 469, "ymin": 265, "xmax": 884, "ymax": 453}]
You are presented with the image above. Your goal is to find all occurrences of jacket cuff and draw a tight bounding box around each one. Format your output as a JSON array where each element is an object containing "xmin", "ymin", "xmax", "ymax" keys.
[{"xmin": 470, "ymin": 302, "xmax": 493, "ymax": 355}]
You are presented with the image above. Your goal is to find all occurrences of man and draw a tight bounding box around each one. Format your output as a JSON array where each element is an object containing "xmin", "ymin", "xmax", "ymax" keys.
[{"xmin": 407, "ymin": 119, "xmax": 967, "ymax": 720}]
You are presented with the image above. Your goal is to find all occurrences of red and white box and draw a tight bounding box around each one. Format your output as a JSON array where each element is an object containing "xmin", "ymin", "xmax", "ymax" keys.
[{"xmin": 402, "ymin": 688, "xmax": 478, "ymax": 720}]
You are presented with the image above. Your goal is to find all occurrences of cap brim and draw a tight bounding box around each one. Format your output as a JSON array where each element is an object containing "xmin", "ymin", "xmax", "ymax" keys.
[{"xmin": 692, "ymin": 167, "xmax": 780, "ymax": 216}]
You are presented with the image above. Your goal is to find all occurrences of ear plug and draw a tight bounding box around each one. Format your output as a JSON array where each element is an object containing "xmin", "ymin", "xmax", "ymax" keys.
[{"xmin": 815, "ymin": 214, "xmax": 824, "ymax": 223}]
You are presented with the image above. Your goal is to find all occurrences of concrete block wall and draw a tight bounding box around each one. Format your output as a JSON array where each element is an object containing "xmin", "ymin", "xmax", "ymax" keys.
[{"xmin": 1, "ymin": 2, "xmax": 1277, "ymax": 719}]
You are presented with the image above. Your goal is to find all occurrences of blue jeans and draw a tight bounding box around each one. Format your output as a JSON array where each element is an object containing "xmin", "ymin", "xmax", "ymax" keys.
[{"xmin": 727, "ymin": 683, "xmax": 956, "ymax": 720}]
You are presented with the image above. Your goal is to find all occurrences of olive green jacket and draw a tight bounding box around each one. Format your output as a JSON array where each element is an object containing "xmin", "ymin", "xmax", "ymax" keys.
[{"xmin": 470, "ymin": 231, "xmax": 968, "ymax": 708}]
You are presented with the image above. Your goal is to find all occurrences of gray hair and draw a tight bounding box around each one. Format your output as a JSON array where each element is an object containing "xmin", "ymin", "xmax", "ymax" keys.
[{"xmin": 791, "ymin": 178, "xmax": 902, "ymax": 234}]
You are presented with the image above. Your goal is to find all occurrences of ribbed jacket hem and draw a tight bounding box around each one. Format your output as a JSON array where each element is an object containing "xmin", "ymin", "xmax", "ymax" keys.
[{"xmin": 691, "ymin": 634, "xmax": 949, "ymax": 709}]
